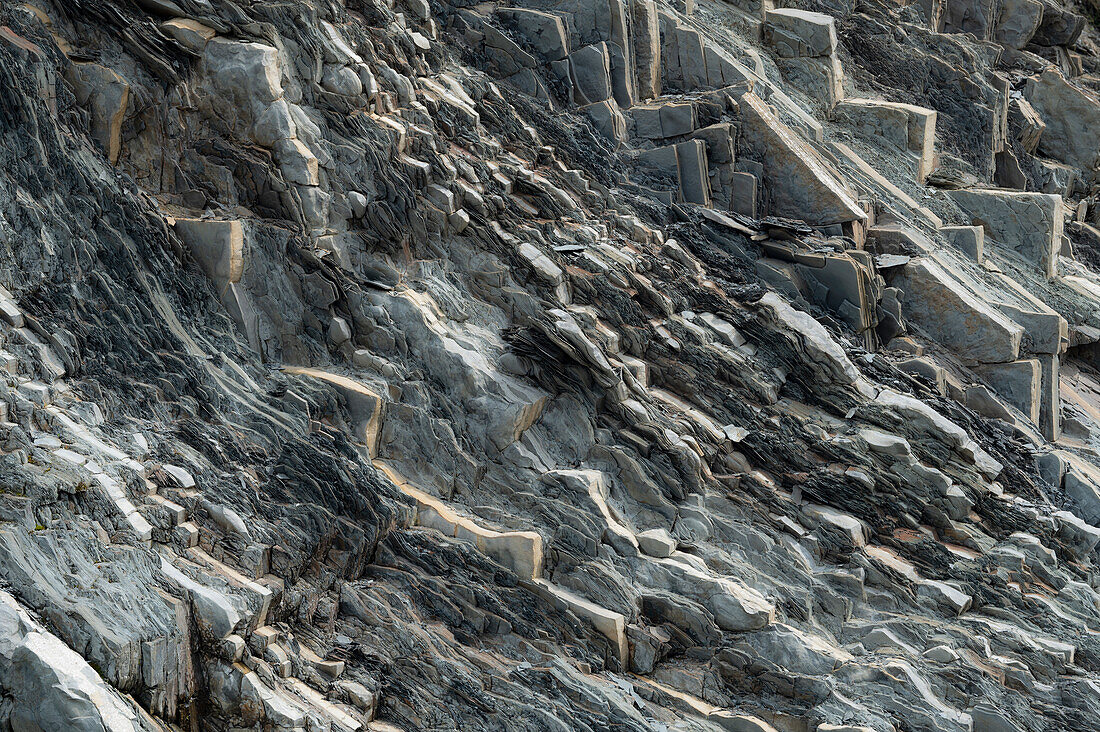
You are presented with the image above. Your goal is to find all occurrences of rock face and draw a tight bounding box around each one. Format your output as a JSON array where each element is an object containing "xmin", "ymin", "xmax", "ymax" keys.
[{"xmin": 3, "ymin": 0, "xmax": 1100, "ymax": 731}]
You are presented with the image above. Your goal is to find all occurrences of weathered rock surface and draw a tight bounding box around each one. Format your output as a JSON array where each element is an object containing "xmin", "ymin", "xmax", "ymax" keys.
[{"xmin": 3, "ymin": 0, "xmax": 1100, "ymax": 730}]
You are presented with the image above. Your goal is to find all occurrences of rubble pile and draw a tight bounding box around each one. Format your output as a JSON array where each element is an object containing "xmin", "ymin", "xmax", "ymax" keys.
[{"xmin": 4, "ymin": 0, "xmax": 1100, "ymax": 729}]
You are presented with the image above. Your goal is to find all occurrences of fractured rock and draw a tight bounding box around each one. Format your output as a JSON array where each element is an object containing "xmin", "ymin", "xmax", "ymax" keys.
[
  {"xmin": 763, "ymin": 9, "xmax": 838, "ymax": 58},
  {"xmin": 974, "ymin": 359, "xmax": 1041, "ymax": 423},
  {"xmin": 497, "ymin": 8, "xmax": 570, "ymax": 61},
  {"xmin": 65, "ymin": 63, "xmax": 130, "ymax": 164},
  {"xmin": 173, "ymin": 218, "xmax": 246, "ymax": 288},
  {"xmin": 632, "ymin": 0, "xmax": 661, "ymax": 99},
  {"xmin": 1025, "ymin": 70, "xmax": 1100, "ymax": 182},
  {"xmin": 993, "ymin": 0, "xmax": 1043, "ymax": 48},
  {"xmin": 949, "ymin": 189, "xmax": 1063, "ymax": 277},
  {"xmin": 890, "ymin": 257, "xmax": 1023, "ymax": 364},
  {"xmin": 160, "ymin": 18, "xmax": 216, "ymax": 54},
  {"xmin": 736, "ymin": 91, "xmax": 865, "ymax": 225},
  {"xmin": 570, "ymin": 42, "xmax": 614, "ymax": 105},
  {"xmin": 834, "ymin": 99, "xmax": 937, "ymax": 182},
  {"xmin": 0, "ymin": 590, "xmax": 156, "ymax": 731}
]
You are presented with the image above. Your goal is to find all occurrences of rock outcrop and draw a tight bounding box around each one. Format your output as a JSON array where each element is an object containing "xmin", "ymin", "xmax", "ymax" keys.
[{"xmin": 3, "ymin": 0, "xmax": 1100, "ymax": 730}]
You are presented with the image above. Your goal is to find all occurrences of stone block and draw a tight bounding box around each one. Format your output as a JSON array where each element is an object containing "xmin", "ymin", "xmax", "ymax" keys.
[
  {"xmin": 630, "ymin": 105, "xmax": 663, "ymax": 138},
  {"xmin": 637, "ymin": 528, "xmax": 677, "ymax": 557},
  {"xmin": 222, "ymin": 283, "xmax": 260, "ymax": 352},
  {"xmin": 776, "ymin": 55, "xmax": 844, "ymax": 110},
  {"xmin": 160, "ymin": 560, "xmax": 242, "ymax": 641},
  {"xmin": 65, "ymin": 63, "xmax": 130, "ymax": 164},
  {"xmin": 173, "ymin": 219, "xmax": 245, "ymax": 286},
  {"xmin": 1026, "ymin": 69, "xmax": 1100, "ymax": 182},
  {"xmin": 943, "ymin": 0, "xmax": 995, "ymax": 38},
  {"xmin": 834, "ymin": 99, "xmax": 937, "ymax": 182},
  {"xmin": 1038, "ymin": 353, "xmax": 1059, "ymax": 441},
  {"xmin": 897, "ymin": 357, "xmax": 948, "ymax": 395},
  {"xmin": 475, "ymin": 20, "xmax": 539, "ymax": 77},
  {"xmin": 993, "ymin": 0, "xmax": 1043, "ymax": 48},
  {"xmin": 1053, "ymin": 510, "xmax": 1100, "ymax": 558},
  {"xmin": 606, "ymin": 38, "xmax": 636, "ymax": 109},
  {"xmin": 636, "ymin": 556, "xmax": 774, "ymax": 632},
  {"xmin": 629, "ymin": 102, "xmax": 694, "ymax": 138},
  {"xmin": 1008, "ymin": 97, "xmax": 1045, "ymax": 156},
  {"xmin": 518, "ymin": 242, "xmax": 564, "ymax": 285},
  {"xmin": 636, "ymin": 144, "xmax": 680, "ymax": 196},
  {"xmin": 703, "ymin": 44, "xmax": 755, "ymax": 89},
  {"xmin": 690, "ymin": 123, "xmax": 734, "ymax": 164},
  {"xmin": 949, "ymin": 189, "xmax": 1062, "ymax": 277},
  {"xmin": 1062, "ymin": 453, "xmax": 1100, "ymax": 524},
  {"xmin": 426, "ymin": 183, "xmax": 457, "ymax": 214},
  {"xmin": 736, "ymin": 91, "xmax": 866, "ymax": 225},
  {"xmin": 320, "ymin": 65, "xmax": 362, "ymax": 97},
  {"xmin": 763, "ymin": 9, "xmax": 838, "ymax": 58},
  {"xmin": 676, "ymin": 139, "xmax": 711, "ymax": 206},
  {"xmin": 940, "ymin": 225, "xmax": 984, "ymax": 263},
  {"xmin": 730, "ymin": 172, "xmax": 758, "ymax": 217},
  {"xmin": 676, "ymin": 24, "xmax": 709, "ymax": 90},
  {"xmin": 660, "ymin": 102, "xmax": 696, "ymax": 137},
  {"xmin": 632, "ymin": 0, "xmax": 661, "ymax": 99},
  {"xmin": 974, "ymin": 359, "xmax": 1041, "ymax": 423},
  {"xmin": 1036, "ymin": 160, "xmax": 1078, "ymax": 197},
  {"xmin": 161, "ymin": 18, "xmax": 216, "ymax": 53},
  {"xmin": 251, "ymin": 100, "xmax": 297, "ymax": 147},
  {"xmin": 285, "ymin": 368, "xmax": 384, "ymax": 456},
  {"xmin": 584, "ymin": 98, "xmax": 628, "ymax": 147},
  {"xmin": 890, "ymin": 257, "xmax": 1022, "ymax": 364},
  {"xmin": 530, "ymin": 579, "xmax": 628, "ymax": 665},
  {"xmin": 497, "ymin": 8, "xmax": 570, "ymax": 61},
  {"xmin": 570, "ymin": 42, "xmax": 613, "ymax": 104},
  {"xmin": 802, "ymin": 253, "xmax": 877, "ymax": 334},
  {"xmin": 1030, "ymin": 1, "xmax": 1085, "ymax": 46},
  {"xmin": 274, "ymin": 138, "xmax": 320, "ymax": 186},
  {"xmin": 202, "ymin": 39, "xmax": 283, "ymax": 109},
  {"xmin": 992, "ymin": 299, "xmax": 1066, "ymax": 355},
  {"xmin": 803, "ymin": 503, "xmax": 866, "ymax": 547},
  {"xmin": 658, "ymin": 12, "xmax": 721, "ymax": 91}
]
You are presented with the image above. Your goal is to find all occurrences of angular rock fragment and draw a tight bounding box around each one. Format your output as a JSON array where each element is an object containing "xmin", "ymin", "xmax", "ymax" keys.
[
  {"xmin": 736, "ymin": 92, "xmax": 866, "ymax": 224},
  {"xmin": 834, "ymin": 99, "xmax": 937, "ymax": 182},
  {"xmin": 1025, "ymin": 70, "xmax": 1100, "ymax": 182},
  {"xmin": 65, "ymin": 63, "xmax": 130, "ymax": 164},
  {"xmin": 891, "ymin": 257, "xmax": 1023, "ymax": 363},
  {"xmin": 173, "ymin": 219, "xmax": 245, "ymax": 286},
  {"xmin": 160, "ymin": 18, "xmax": 216, "ymax": 54},
  {"xmin": 949, "ymin": 189, "xmax": 1063, "ymax": 277},
  {"xmin": 763, "ymin": 9, "xmax": 838, "ymax": 59},
  {"xmin": 497, "ymin": 8, "xmax": 570, "ymax": 61}
]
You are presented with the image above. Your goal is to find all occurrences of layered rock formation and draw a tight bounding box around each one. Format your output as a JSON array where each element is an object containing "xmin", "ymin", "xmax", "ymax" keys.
[{"xmin": 4, "ymin": 0, "xmax": 1100, "ymax": 729}]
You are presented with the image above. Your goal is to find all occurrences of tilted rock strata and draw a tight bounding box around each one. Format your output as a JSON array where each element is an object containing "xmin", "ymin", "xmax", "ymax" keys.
[{"xmin": 3, "ymin": 0, "xmax": 1100, "ymax": 730}]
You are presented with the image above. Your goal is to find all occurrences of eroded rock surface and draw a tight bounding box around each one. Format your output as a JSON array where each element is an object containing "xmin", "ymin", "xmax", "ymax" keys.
[{"xmin": 3, "ymin": 0, "xmax": 1100, "ymax": 730}]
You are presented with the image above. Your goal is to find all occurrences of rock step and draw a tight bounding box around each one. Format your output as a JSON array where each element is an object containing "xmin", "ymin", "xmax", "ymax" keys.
[
  {"xmin": 284, "ymin": 677, "xmax": 363, "ymax": 731},
  {"xmin": 284, "ymin": 367, "xmax": 384, "ymax": 456},
  {"xmin": 45, "ymin": 406, "xmax": 127, "ymax": 460},
  {"xmin": 187, "ymin": 546, "xmax": 273, "ymax": 628},
  {"xmin": 832, "ymin": 98, "xmax": 937, "ymax": 183},
  {"xmin": 374, "ymin": 459, "xmax": 544, "ymax": 581},
  {"xmin": 147, "ymin": 494, "xmax": 188, "ymax": 525},
  {"xmin": 264, "ymin": 642, "xmax": 293, "ymax": 677},
  {"xmin": 528, "ymin": 578, "xmax": 629, "ymax": 667},
  {"xmin": 176, "ymin": 521, "xmax": 200, "ymax": 547},
  {"xmin": 630, "ymin": 674, "xmax": 778, "ymax": 731},
  {"xmin": 374, "ymin": 459, "xmax": 630, "ymax": 668},
  {"xmin": 89, "ymin": 471, "xmax": 153, "ymax": 542}
]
